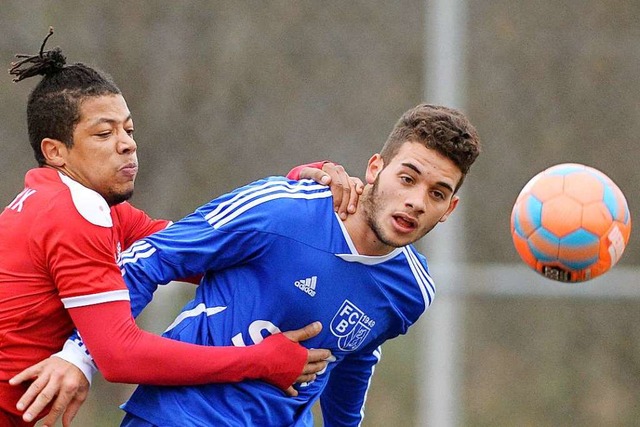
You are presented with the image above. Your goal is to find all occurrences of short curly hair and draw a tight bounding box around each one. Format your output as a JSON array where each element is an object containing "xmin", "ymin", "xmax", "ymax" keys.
[{"xmin": 380, "ymin": 104, "xmax": 481, "ymax": 192}]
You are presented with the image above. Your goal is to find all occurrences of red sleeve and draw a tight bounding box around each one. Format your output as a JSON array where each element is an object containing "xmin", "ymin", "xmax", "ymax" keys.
[
  {"xmin": 68, "ymin": 301, "xmax": 307, "ymax": 390},
  {"xmin": 286, "ymin": 161, "xmax": 332, "ymax": 180},
  {"xmin": 114, "ymin": 202, "xmax": 171, "ymax": 248},
  {"xmin": 37, "ymin": 198, "xmax": 128, "ymax": 300}
]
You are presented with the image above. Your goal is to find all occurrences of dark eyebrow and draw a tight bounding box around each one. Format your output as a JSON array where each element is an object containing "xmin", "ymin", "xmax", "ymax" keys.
[
  {"xmin": 401, "ymin": 162, "xmax": 421, "ymax": 175},
  {"xmin": 89, "ymin": 115, "xmax": 133, "ymax": 126},
  {"xmin": 401, "ymin": 162, "xmax": 454, "ymax": 193},
  {"xmin": 436, "ymin": 181, "xmax": 455, "ymax": 194}
]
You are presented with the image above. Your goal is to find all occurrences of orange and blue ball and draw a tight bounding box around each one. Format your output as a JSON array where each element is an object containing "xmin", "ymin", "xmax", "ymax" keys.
[{"xmin": 511, "ymin": 163, "xmax": 631, "ymax": 282}]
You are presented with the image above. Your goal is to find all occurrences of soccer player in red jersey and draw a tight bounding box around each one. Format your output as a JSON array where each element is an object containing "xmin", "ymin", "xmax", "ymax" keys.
[{"xmin": 0, "ymin": 29, "xmax": 361, "ymax": 427}]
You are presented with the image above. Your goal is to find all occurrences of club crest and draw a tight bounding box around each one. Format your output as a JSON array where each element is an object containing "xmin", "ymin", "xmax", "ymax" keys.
[{"xmin": 330, "ymin": 300, "xmax": 375, "ymax": 351}]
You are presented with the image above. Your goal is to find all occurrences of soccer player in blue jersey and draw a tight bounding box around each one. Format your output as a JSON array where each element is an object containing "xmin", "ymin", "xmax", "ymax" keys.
[{"xmin": 106, "ymin": 103, "xmax": 480, "ymax": 426}]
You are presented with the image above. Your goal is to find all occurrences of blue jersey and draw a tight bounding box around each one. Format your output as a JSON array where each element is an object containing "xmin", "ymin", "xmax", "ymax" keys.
[{"xmin": 120, "ymin": 177, "xmax": 434, "ymax": 427}]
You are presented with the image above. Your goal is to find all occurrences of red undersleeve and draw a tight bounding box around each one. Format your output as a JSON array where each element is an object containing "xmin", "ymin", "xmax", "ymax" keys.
[{"xmin": 68, "ymin": 301, "xmax": 306, "ymax": 390}]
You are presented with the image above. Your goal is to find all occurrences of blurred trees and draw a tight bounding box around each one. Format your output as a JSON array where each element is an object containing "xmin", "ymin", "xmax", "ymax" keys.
[{"xmin": 1, "ymin": 1, "xmax": 638, "ymax": 425}]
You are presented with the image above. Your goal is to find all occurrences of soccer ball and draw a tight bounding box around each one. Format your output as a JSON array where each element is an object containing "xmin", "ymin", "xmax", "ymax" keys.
[{"xmin": 510, "ymin": 163, "xmax": 632, "ymax": 282}]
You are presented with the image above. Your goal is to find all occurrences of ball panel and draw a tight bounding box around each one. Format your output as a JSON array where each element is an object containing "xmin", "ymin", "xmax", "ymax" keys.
[
  {"xmin": 581, "ymin": 202, "xmax": 613, "ymax": 236},
  {"xmin": 557, "ymin": 229, "xmax": 600, "ymax": 270},
  {"xmin": 513, "ymin": 194, "xmax": 542, "ymax": 237},
  {"xmin": 511, "ymin": 232, "xmax": 537, "ymax": 269},
  {"xmin": 563, "ymin": 172, "xmax": 604, "ymax": 204},
  {"xmin": 528, "ymin": 228, "xmax": 559, "ymax": 262},
  {"xmin": 540, "ymin": 196, "xmax": 582, "ymax": 237},
  {"xmin": 605, "ymin": 183, "xmax": 631, "ymax": 224},
  {"xmin": 529, "ymin": 175, "xmax": 564, "ymax": 201}
]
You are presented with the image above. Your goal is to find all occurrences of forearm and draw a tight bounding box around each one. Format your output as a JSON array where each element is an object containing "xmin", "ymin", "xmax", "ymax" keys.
[
  {"xmin": 68, "ymin": 301, "xmax": 306, "ymax": 388},
  {"xmin": 320, "ymin": 349, "xmax": 381, "ymax": 426}
]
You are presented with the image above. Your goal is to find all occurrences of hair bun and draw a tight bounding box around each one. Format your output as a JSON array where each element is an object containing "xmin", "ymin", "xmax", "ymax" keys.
[
  {"xmin": 9, "ymin": 27, "xmax": 67, "ymax": 82},
  {"xmin": 43, "ymin": 47, "xmax": 67, "ymax": 71}
]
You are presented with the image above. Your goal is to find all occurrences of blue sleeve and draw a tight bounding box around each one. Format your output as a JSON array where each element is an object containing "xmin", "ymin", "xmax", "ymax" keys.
[
  {"xmin": 120, "ymin": 185, "xmax": 273, "ymax": 317},
  {"xmin": 320, "ymin": 347, "xmax": 382, "ymax": 426}
]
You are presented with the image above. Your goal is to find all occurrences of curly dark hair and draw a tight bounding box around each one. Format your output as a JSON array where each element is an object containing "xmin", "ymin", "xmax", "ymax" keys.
[
  {"xmin": 380, "ymin": 104, "xmax": 481, "ymax": 192},
  {"xmin": 9, "ymin": 27, "xmax": 121, "ymax": 166}
]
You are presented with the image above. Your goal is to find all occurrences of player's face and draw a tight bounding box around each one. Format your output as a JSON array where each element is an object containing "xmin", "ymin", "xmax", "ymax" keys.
[
  {"xmin": 52, "ymin": 94, "xmax": 137, "ymax": 205},
  {"xmin": 360, "ymin": 141, "xmax": 462, "ymax": 254}
]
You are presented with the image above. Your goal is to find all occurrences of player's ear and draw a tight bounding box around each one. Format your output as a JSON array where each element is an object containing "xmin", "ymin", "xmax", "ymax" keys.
[
  {"xmin": 439, "ymin": 195, "xmax": 459, "ymax": 223},
  {"xmin": 41, "ymin": 138, "xmax": 67, "ymax": 167},
  {"xmin": 365, "ymin": 154, "xmax": 383, "ymax": 184}
]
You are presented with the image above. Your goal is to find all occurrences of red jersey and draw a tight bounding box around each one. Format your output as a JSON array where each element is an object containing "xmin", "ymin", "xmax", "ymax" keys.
[{"xmin": 0, "ymin": 168, "xmax": 168, "ymax": 377}]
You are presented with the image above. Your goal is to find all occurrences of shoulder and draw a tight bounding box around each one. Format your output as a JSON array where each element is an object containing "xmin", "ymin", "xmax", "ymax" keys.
[
  {"xmin": 197, "ymin": 176, "xmax": 333, "ymax": 229},
  {"xmin": 402, "ymin": 245, "xmax": 428, "ymax": 268},
  {"xmin": 20, "ymin": 169, "xmax": 112, "ymax": 229},
  {"xmin": 400, "ymin": 245, "xmax": 435, "ymax": 307},
  {"xmin": 56, "ymin": 172, "xmax": 112, "ymax": 227}
]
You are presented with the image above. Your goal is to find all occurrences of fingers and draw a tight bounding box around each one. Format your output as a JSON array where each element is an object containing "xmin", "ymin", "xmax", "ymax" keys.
[
  {"xmin": 49, "ymin": 375, "xmax": 87, "ymax": 427},
  {"xmin": 297, "ymin": 163, "xmax": 362, "ymax": 220},
  {"xmin": 282, "ymin": 321, "xmax": 322, "ymax": 343},
  {"xmin": 61, "ymin": 394, "xmax": 86, "ymax": 427},
  {"xmin": 9, "ymin": 361, "xmax": 43, "ymax": 387},
  {"xmin": 21, "ymin": 372, "xmax": 69, "ymax": 425},
  {"xmin": 306, "ymin": 347, "xmax": 332, "ymax": 364},
  {"xmin": 278, "ymin": 323, "xmax": 334, "ymax": 396},
  {"xmin": 297, "ymin": 167, "xmax": 331, "ymax": 185},
  {"xmin": 10, "ymin": 357, "xmax": 90, "ymax": 426},
  {"xmin": 37, "ymin": 392, "xmax": 69, "ymax": 427},
  {"xmin": 321, "ymin": 163, "xmax": 351, "ymax": 220},
  {"xmin": 295, "ymin": 353, "xmax": 334, "ymax": 385},
  {"xmin": 295, "ymin": 372, "xmax": 318, "ymax": 384},
  {"xmin": 300, "ymin": 359, "xmax": 328, "ymax": 376},
  {"xmin": 346, "ymin": 177, "xmax": 364, "ymax": 215},
  {"xmin": 283, "ymin": 386, "xmax": 299, "ymax": 397},
  {"xmin": 11, "ymin": 366, "xmax": 50, "ymax": 421}
]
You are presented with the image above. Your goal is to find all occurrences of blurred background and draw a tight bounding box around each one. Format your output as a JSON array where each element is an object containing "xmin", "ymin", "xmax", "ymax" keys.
[{"xmin": 1, "ymin": 1, "xmax": 639, "ymax": 426}]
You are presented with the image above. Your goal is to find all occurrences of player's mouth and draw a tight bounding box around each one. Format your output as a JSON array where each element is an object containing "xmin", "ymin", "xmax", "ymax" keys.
[
  {"xmin": 392, "ymin": 213, "xmax": 417, "ymax": 233},
  {"xmin": 119, "ymin": 162, "xmax": 138, "ymax": 179}
]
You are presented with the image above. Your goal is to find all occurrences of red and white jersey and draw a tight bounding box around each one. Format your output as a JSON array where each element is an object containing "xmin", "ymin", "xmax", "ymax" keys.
[{"xmin": 0, "ymin": 168, "xmax": 168, "ymax": 380}]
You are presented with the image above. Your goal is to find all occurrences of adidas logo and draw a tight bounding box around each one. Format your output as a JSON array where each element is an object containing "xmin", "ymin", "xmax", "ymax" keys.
[{"xmin": 294, "ymin": 276, "xmax": 317, "ymax": 297}]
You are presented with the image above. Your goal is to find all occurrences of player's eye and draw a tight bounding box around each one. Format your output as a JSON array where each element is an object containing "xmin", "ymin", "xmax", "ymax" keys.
[
  {"xmin": 400, "ymin": 175, "xmax": 414, "ymax": 185},
  {"xmin": 431, "ymin": 190, "xmax": 445, "ymax": 201}
]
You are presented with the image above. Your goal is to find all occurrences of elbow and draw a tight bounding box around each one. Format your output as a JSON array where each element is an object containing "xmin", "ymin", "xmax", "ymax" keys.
[{"xmin": 93, "ymin": 350, "xmax": 137, "ymax": 383}]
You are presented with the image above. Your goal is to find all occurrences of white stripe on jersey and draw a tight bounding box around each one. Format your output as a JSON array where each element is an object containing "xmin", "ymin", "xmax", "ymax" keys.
[
  {"xmin": 164, "ymin": 303, "xmax": 227, "ymax": 333},
  {"xmin": 119, "ymin": 246, "xmax": 156, "ymax": 266},
  {"xmin": 205, "ymin": 180, "xmax": 331, "ymax": 229},
  {"xmin": 358, "ymin": 346, "xmax": 382, "ymax": 427},
  {"xmin": 61, "ymin": 289, "xmax": 130, "ymax": 309},
  {"xmin": 403, "ymin": 247, "xmax": 435, "ymax": 307},
  {"xmin": 118, "ymin": 241, "xmax": 157, "ymax": 274},
  {"xmin": 204, "ymin": 179, "xmax": 325, "ymax": 223},
  {"xmin": 120, "ymin": 240, "xmax": 154, "ymax": 259}
]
